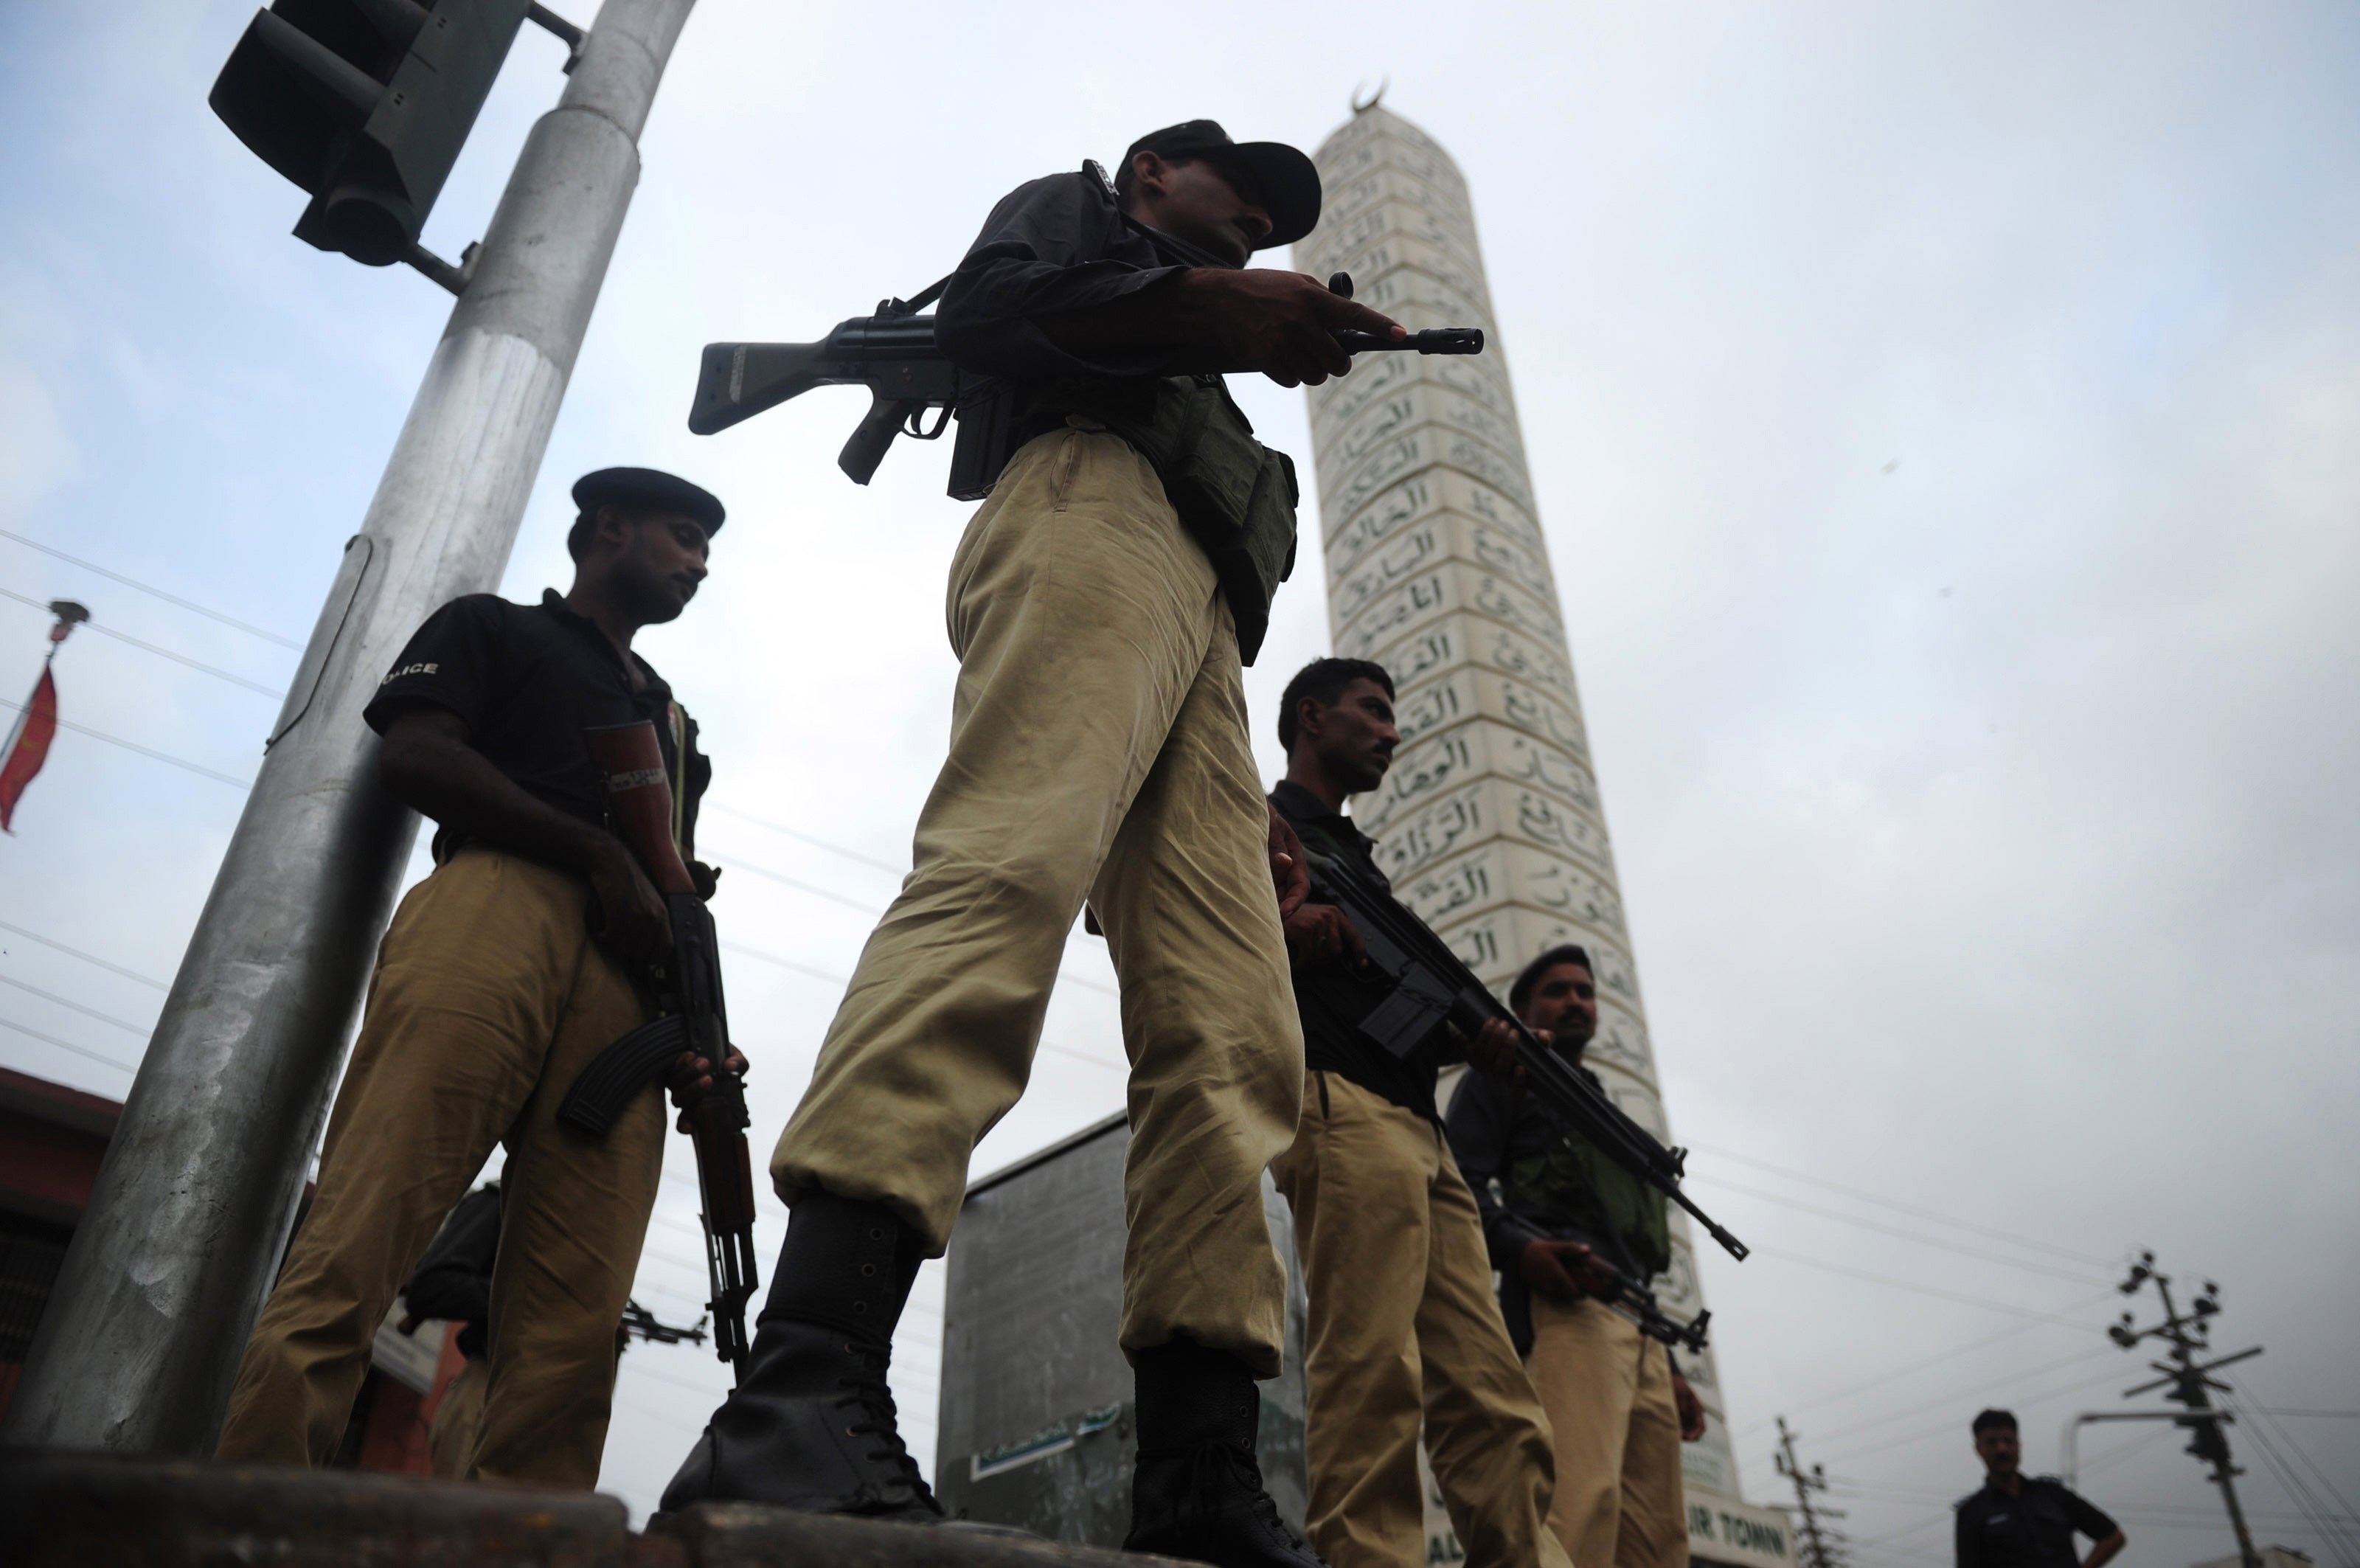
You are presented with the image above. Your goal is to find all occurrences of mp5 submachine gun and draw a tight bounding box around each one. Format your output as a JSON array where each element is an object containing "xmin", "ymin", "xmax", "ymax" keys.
[
  {"xmin": 557, "ymin": 720, "xmax": 760, "ymax": 1378},
  {"xmin": 1299, "ymin": 846, "xmax": 1749, "ymax": 1263},
  {"xmin": 684, "ymin": 271, "xmax": 1484, "ymax": 499}
]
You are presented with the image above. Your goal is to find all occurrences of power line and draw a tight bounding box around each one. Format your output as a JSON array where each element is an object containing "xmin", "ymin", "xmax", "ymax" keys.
[
  {"xmin": 1687, "ymin": 1143, "xmax": 2115, "ymax": 1269},
  {"xmin": 0, "ymin": 919, "xmax": 172, "ymax": 991},
  {"xmin": 0, "ymin": 971, "xmax": 154, "ymax": 1035},
  {"xmin": 0, "ymin": 1013, "xmax": 136, "ymax": 1074},
  {"xmin": 1693, "ymin": 1173, "xmax": 2116, "ymax": 1287},
  {"xmin": 716, "ymin": 936, "xmax": 1125, "ymax": 1073},
  {"xmin": 709, "ymin": 843, "xmax": 1120, "ymax": 1000},
  {"xmin": 0, "ymin": 697, "xmax": 251, "ymax": 788},
  {"xmin": 1785, "ymin": 1343, "xmax": 2120, "ymax": 1459},
  {"xmin": 1, "ymin": 586, "xmax": 285, "ymax": 698},
  {"xmin": 1731, "ymin": 1286, "xmax": 2121, "ymax": 1441},
  {"xmin": 714, "ymin": 854, "xmax": 880, "ymax": 915},
  {"xmin": 0, "ymin": 527, "xmax": 303, "ymax": 649},
  {"xmin": 2228, "ymin": 1394, "xmax": 2360, "ymax": 1556},
  {"xmin": 1808, "ymin": 1357, "xmax": 2139, "ymax": 1468},
  {"xmin": 1749, "ymin": 1246, "xmax": 2120, "ymax": 1327},
  {"xmin": 706, "ymin": 800, "xmax": 906, "ymax": 877}
]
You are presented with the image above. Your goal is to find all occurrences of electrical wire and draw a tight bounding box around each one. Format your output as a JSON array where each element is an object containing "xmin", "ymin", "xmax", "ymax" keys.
[
  {"xmin": 1, "ymin": 585, "xmax": 285, "ymax": 698},
  {"xmin": 715, "ymin": 937, "xmax": 1125, "ymax": 1074},
  {"xmin": 1686, "ymin": 1143, "xmax": 2117, "ymax": 1268},
  {"xmin": 0, "ymin": 918, "xmax": 171, "ymax": 991},
  {"xmin": 706, "ymin": 800, "xmax": 906, "ymax": 877},
  {"xmin": 1690, "ymin": 1173, "xmax": 2115, "ymax": 1287},
  {"xmin": 2239, "ymin": 1392, "xmax": 2360, "ymax": 1518},
  {"xmin": 1729, "ymin": 1286, "xmax": 2122, "ymax": 1441},
  {"xmin": 0, "ymin": 1013, "xmax": 136, "ymax": 1074},
  {"xmin": 0, "ymin": 970, "xmax": 153, "ymax": 1035},
  {"xmin": 2227, "ymin": 1394, "xmax": 2360, "ymax": 1561},
  {"xmin": 707, "ymin": 842, "xmax": 1120, "ymax": 999},
  {"xmin": 0, "ymin": 697, "xmax": 251, "ymax": 788},
  {"xmin": 1747, "ymin": 1247, "xmax": 2120, "ymax": 1327},
  {"xmin": 1811, "ymin": 1357, "xmax": 2142, "ymax": 1468},
  {"xmin": 1800, "ymin": 1343, "xmax": 2121, "ymax": 1457},
  {"xmin": 0, "ymin": 527, "xmax": 303, "ymax": 649}
]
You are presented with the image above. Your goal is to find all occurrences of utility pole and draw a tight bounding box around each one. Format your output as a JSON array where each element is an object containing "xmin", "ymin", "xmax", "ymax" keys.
[
  {"xmin": 4, "ymin": 0, "xmax": 699, "ymax": 1457},
  {"xmin": 1774, "ymin": 1417, "xmax": 1850, "ymax": 1568},
  {"xmin": 2110, "ymin": 1250, "xmax": 2264, "ymax": 1568}
]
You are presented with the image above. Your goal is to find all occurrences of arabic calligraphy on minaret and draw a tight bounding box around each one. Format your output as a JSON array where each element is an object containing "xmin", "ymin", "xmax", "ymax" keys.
[{"xmin": 1295, "ymin": 100, "xmax": 1749, "ymax": 1505}]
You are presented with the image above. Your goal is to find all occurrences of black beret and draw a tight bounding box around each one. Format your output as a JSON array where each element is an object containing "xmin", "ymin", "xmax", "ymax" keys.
[{"xmin": 572, "ymin": 467, "xmax": 725, "ymax": 535}]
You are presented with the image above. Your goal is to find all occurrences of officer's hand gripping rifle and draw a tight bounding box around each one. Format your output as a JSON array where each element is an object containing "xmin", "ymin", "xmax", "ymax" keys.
[
  {"xmin": 556, "ymin": 721, "xmax": 760, "ymax": 1378},
  {"xmin": 684, "ymin": 271, "xmax": 1484, "ymax": 499},
  {"xmin": 1298, "ymin": 847, "xmax": 1749, "ymax": 1262}
]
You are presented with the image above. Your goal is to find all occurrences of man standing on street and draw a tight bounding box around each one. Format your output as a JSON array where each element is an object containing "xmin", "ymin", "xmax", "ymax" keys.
[
  {"xmin": 1446, "ymin": 946, "xmax": 1709, "ymax": 1568},
  {"xmin": 1265, "ymin": 657, "xmax": 1572, "ymax": 1568},
  {"xmin": 661, "ymin": 124, "xmax": 1403, "ymax": 1568},
  {"xmin": 217, "ymin": 468, "xmax": 732, "ymax": 1488},
  {"xmin": 1955, "ymin": 1409, "xmax": 2127, "ymax": 1568}
]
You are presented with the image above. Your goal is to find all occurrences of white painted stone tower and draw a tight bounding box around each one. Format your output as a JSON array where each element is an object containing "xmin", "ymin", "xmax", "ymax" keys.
[{"xmin": 1294, "ymin": 102, "xmax": 1777, "ymax": 1553}]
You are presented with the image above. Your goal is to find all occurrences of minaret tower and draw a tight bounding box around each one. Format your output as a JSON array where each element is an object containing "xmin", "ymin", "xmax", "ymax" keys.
[{"xmin": 1294, "ymin": 100, "xmax": 1753, "ymax": 1516}]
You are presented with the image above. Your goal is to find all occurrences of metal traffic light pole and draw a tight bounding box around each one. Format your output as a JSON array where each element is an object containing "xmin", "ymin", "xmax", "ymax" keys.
[{"xmin": 4, "ymin": 0, "xmax": 698, "ymax": 1456}]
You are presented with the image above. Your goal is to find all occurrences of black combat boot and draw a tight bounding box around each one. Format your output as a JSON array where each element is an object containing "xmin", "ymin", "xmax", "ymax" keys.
[
  {"xmin": 1123, "ymin": 1338, "xmax": 1326, "ymax": 1568},
  {"xmin": 659, "ymin": 1191, "xmax": 940, "ymax": 1520}
]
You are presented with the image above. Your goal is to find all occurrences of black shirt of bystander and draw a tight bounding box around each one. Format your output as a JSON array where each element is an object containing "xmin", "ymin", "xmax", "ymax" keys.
[
  {"xmin": 363, "ymin": 590, "xmax": 710, "ymax": 863},
  {"xmin": 1268, "ymin": 780, "xmax": 1442, "ymax": 1120},
  {"xmin": 1955, "ymin": 1477, "xmax": 2119, "ymax": 1568}
]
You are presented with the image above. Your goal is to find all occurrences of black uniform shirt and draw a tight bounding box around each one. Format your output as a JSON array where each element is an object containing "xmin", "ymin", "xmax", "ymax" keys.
[
  {"xmin": 937, "ymin": 164, "xmax": 1235, "ymax": 381},
  {"xmin": 363, "ymin": 591, "xmax": 709, "ymax": 862},
  {"xmin": 1955, "ymin": 1477, "xmax": 2117, "ymax": 1568},
  {"xmin": 1269, "ymin": 780, "xmax": 1441, "ymax": 1120}
]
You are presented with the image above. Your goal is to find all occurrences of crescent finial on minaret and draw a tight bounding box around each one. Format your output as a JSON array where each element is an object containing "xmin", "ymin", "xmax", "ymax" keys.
[{"xmin": 1351, "ymin": 78, "xmax": 1388, "ymax": 115}]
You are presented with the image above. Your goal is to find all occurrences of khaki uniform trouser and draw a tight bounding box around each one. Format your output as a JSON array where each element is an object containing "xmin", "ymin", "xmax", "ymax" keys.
[
  {"xmin": 773, "ymin": 429, "xmax": 1303, "ymax": 1376},
  {"xmin": 1271, "ymin": 1071, "xmax": 1572, "ymax": 1568},
  {"xmin": 1530, "ymin": 1294, "xmax": 1690, "ymax": 1568},
  {"xmin": 428, "ymin": 1356, "xmax": 488, "ymax": 1479},
  {"xmin": 215, "ymin": 849, "xmax": 664, "ymax": 1488}
]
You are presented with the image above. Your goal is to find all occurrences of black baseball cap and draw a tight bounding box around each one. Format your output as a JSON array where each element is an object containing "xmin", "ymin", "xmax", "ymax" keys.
[
  {"xmin": 1120, "ymin": 120, "xmax": 1322, "ymax": 250},
  {"xmin": 571, "ymin": 467, "xmax": 725, "ymax": 535}
]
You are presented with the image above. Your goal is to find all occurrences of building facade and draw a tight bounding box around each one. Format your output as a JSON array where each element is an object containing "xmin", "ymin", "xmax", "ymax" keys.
[{"xmin": 1294, "ymin": 100, "xmax": 1775, "ymax": 1555}]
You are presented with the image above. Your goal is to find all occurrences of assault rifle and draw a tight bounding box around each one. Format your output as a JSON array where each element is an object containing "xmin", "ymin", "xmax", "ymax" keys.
[
  {"xmin": 684, "ymin": 271, "xmax": 1485, "ymax": 499},
  {"xmin": 1598, "ymin": 1267, "xmax": 1711, "ymax": 1356},
  {"xmin": 1298, "ymin": 847, "xmax": 1749, "ymax": 1263},
  {"xmin": 556, "ymin": 721, "xmax": 760, "ymax": 1378}
]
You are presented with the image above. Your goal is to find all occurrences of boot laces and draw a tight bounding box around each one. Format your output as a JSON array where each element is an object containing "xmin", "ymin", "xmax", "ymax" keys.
[
  {"xmin": 1179, "ymin": 1437, "xmax": 1297, "ymax": 1541},
  {"xmin": 834, "ymin": 1339, "xmax": 939, "ymax": 1510}
]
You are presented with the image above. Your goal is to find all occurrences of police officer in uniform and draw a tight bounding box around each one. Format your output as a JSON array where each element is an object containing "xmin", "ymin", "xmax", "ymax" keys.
[
  {"xmin": 660, "ymin": 124, "xmax": 1402, "ymax": 1568},
  {"xmin": 1956, "ymin": 1409, "xmax": 2125, "ymax": 1568},
  {"xmin": 217, "ymin": 468, "xmax": 731, "ymax": 1488},
  {"xmin": 1446, "ymin": 946, "xmax": 1708, "ymax": 1568},
  {"xmin": 1263, "ymin": 657, "xmax": 1572, "ymax": 1568}
]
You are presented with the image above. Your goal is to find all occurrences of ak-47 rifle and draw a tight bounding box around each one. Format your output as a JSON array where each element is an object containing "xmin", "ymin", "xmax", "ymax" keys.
[
  {"xmin": 1298, "ymin": 846, "xmax": 1749, "ymax": 1263},
  {"xmin": 555, "ymin": 721, "xmax": 760, "ymax": 1378},
  {"xmin": 684, "ymin": 270, "xmax": 1484, "ymax": 500}
]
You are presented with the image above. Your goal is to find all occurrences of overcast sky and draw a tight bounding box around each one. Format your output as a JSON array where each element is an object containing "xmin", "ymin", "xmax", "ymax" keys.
[{"xmin": 4, "ymin": 0, "xmax": 2356, "ymax": 1556}]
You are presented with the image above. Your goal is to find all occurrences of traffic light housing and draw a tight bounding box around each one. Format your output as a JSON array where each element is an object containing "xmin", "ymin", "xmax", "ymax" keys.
[{"xmin": 210, "ymin": 0, "xmax": 531, "ymax": 266}]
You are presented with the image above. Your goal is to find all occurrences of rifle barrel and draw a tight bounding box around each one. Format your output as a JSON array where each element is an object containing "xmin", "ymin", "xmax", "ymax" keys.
[{"xmin": 1336, "ymin": 327, "xmax": 1485, "ymax": 355}]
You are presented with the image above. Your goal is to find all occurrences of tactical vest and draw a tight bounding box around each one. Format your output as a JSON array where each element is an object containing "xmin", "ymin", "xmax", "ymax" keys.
[
  {"xmin": 1508, "ymin": 1119, "xmax": 1673, "ymax": 1281},
  {"xmin": 1023, "ymin": 374, "xmax": 1297, "ymax": 664}
]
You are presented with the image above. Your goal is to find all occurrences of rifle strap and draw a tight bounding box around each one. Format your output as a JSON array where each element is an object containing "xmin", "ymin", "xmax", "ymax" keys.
[{"xmin": 884, "ymin": 274, "xmax": 953, "ymax": 316}]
